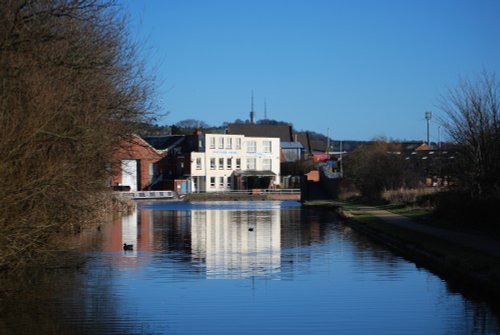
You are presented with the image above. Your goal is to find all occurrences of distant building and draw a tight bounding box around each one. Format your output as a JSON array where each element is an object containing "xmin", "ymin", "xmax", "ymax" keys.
[
  {"xmin": 280, "ymin": 141, "xmax": 305, "ymax": 162},
  {"xmin": 190, "ymin": 133, "xmax": 280, "ymax": 192},
  {"xmin": 111, "ymin": 134, "xmax": 165, "ymax": 191}
]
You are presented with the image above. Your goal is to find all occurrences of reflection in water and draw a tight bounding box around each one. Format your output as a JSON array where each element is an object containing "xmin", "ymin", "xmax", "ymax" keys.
[
  {"xmin": 191, "ymin": 209, "xmax": 281, "ymax": 279},
  {"xmin": 1, "ymin": 201, "xmax": 499, "ymax": 334},
  {"xmin": 121, "ymin": 209, "xmax": 137, "ymax": 256}
]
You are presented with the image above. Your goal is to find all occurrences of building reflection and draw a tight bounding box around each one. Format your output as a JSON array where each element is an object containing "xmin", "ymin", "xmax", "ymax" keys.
[
  {"xmin": 191, "ymin": 209, "xmax": 281, "ymax": 279},
  {"xmin": 104, "ymin": 206, "xmax": 154, "ymax": 254},
  {"xmin": 103, "ymin": 202, "xmax": 336, "ymax": 279}
]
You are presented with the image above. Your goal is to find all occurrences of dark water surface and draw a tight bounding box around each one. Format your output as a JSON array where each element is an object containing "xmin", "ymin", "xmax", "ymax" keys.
[{"xmin": 1, "ymin": 201, "xmax": 499, "ymax": 334}]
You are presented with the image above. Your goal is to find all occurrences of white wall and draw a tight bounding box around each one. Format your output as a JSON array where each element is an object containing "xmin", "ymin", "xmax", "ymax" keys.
[{"xmin": 190, "ymin": 134, "xmax": 280, "ymax": 192}]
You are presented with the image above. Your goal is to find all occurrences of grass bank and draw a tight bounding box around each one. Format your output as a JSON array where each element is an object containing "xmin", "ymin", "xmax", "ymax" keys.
[{"xmin": 303, "ymin": 200, "xmax": 500, "ymax": 303}]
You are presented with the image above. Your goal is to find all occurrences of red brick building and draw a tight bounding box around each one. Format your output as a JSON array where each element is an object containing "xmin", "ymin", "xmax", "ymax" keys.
[{"xmin": 111, "ymin": 135, "xmax": 165, "ymax": 191}]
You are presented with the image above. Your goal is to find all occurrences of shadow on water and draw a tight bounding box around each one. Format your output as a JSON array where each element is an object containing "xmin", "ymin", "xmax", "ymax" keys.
[
  {"xmin": 0, "ymin": 268, "xmax": 117, "ymax": 334},
  {"xmin": 0, "ymin": 200, "xmax": 499, "ymax": 334}
]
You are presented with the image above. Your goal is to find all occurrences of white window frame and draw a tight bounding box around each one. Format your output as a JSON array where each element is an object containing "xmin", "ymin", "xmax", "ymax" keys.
[
  {"xmin": 247, "ymin": 158, "xmax": 256, "ymax": 170},
  {"xmin": 218, "ymin": 137, "xmax": 224, "ymax": 149},
  {"xmin": 209, "ymin": 137, "xmax": 215, "ymax": 149},
  {"xmin": 210, "ymin": 158, "xmax": 216, "ymax": 170},
  {"xmin": 227, "ymin": 158, "xmax": 232, "ymax": 169},
  {"xmin": 263, "ymin": 141, "xmax": 272, "ymax": 153},
  {"xmin": 196, "ymin": 157, "xmax": 202, "ymax": 170},
  {"xmin": 226, "ymin": 137, "xmax": 232, "ymax": 149},
  {"xmin": 218, "ymin": 157, "xmax": 224, "ymax": 170},
  {"xmin": 210, "ymin": 177, "xmax": 215, "ymax": 188},
  {"xmin": 219, "ymin": 177, "xmax": 224, "ymax": 187},
  {"xmin": 236, "ymin": 158, "xmax": 241, "ymax": 169},
  {"xmin": 263, "ymin": 158, "xmax": 272, "ymax": 170},
  {"xmin": 247, "ymin": 140, "xmax": 256, "ymax": 153},
  {"xmin": 236, "ymin": 138, "xmax": 242, "ymax": 149}
]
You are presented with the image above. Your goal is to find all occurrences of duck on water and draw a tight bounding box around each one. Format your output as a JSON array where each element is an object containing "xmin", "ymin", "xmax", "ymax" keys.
[{"xmin": 123, "ymin": 243, "xmax": 133, "ymax": 251}]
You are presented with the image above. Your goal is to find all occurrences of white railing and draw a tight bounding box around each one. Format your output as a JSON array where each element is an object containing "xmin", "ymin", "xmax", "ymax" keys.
[
  {"xmin": 117, "ymin": 189, "xmax": 301, "ymax": 198},
  {"xmin": 119, "ymin": 190, "xmax": 178, "ymax": 199}
]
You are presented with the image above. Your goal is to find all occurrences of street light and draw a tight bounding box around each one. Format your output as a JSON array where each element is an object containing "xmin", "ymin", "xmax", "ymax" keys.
[{"xmin": 425, "ymin": 111, "xmax": 432, "ymax": 146}]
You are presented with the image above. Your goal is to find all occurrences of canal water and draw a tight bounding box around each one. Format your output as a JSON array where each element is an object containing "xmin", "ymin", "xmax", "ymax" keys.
[{"xmin": 1, "ymin": 200, "xmax": 499, "ymax": 334}]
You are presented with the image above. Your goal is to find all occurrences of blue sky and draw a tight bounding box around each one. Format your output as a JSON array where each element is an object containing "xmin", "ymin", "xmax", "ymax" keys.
[{"xmin": 122, "ymin": 0, "xmax": 500, "ymax": 141}]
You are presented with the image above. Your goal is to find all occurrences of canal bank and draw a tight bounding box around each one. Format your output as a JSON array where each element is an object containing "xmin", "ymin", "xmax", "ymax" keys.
[
  {"xmin": 304, "ymin": 201, "xmax": 500, "ymax": 304},
  {"xmin": 184, "ymin": 190, "xmax": 301, "ymax": 202}
]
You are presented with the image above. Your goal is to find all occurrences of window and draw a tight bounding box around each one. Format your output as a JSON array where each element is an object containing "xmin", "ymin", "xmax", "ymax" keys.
[
  {"xmin": 227, "ymin": 178, "xmax": 232, "ymax": 188},
  {"xmin": 227, "ymin": 158, "xmax": 232, "ymax": 169},
  {"xmin": 210, "ymin": 158, "xmax": 215, "ymax": 170},
  {"xmin": 218, "ymin": 137, "xmax": 224, "ymax": 149},
  {"xmin": 263, "ymin": 159, "xmax": 272, "ymax": 170},
  {"xmin": 219, "ymin": 158, "xmax": 224, "ymax": 169},
  {"xmin": 196, "ymin": 157, "xmax": 202, "ymax": 170},
  {"xmin": 247, "ymin": 140, "xmax": 256, "ymax": 153},
  {"xmin": 210, "ymin": 177, "xmax": 215, "ymax": 188},
  {"xmin": 263, "ymin": 141, "xmax": 272, "ymax": 153},
  {"xmin": 226, "ymin": 137, "xmax": 232, "ymax": 149},
  {"xmin": 236, "ymin": 158, "xmax": 241, "ymax": 169},
  {"xmin": 209, "ymin": 137, "xmax": 215, "ymax": 149},
  {"xmin": 219, "ymin": 177, "xmax": 224, "ymax": 187},
  {"xmin": 236, "ymin": 138, "xmax": 242, "ymax": 149},
  {"xmin": 247, "ymin": 158, "xmax": 256, "ymax": 170}
]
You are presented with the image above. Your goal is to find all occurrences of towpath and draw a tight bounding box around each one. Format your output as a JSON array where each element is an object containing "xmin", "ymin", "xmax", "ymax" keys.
[{"xmin": 334, "ymin": 202, "xmax": 500, "ymax": 258}]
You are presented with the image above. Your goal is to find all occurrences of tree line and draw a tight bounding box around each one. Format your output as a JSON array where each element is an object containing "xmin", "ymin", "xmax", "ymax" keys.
[
  {"xmin": 0, "ymin": 0, "xmax": 153, "ymax": 270},
  {"xmin": 344, "ymin": 72, "xmax": 500, "ymax": 228}
]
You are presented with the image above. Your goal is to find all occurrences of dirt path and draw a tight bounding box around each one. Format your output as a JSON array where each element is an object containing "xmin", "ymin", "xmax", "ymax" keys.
[{"xmin": 338, "ymin": 203, "xmax": 500, "ymax": 258}]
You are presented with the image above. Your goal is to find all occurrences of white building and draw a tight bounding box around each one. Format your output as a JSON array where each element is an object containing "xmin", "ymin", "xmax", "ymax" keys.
[{"xmin": 190, "ymin": 133, "xmax": 280, "ymax": 192}]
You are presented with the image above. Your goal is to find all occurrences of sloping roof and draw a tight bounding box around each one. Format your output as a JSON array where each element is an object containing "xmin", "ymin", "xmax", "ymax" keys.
[
  {"xmin": 143, "ymin": 136, "xmax": 185, "ymax": 151},
  {"xmin": 401, "ymin": 141, "xmax": 429, "ymax": 151},
  {"xmin": 227, "ymin": 123, "xmax": 292, "ymax": 142},
  {"xmin": 281, "ymin": 141, "xmax": 304, "ymax": 149}
]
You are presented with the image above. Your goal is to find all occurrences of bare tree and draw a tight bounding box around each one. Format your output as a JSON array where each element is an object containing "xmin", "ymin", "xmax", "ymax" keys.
[
  {"xmin": 440, "ymin": 71, "xmax": 500, "ymax": 201},
  {"xmin": 0, "ymin": 0, "xmax": 154, "ymax": 270},
  {"xmin": 344, "ymin": 139, "xmax": 416, "ymax": 200}
]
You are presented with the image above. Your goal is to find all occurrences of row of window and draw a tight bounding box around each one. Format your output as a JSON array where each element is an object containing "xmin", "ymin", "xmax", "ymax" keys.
[
  {"xmin": 209, "ymin": 137, "xmax": 241, "ymax": 150},
  {"xmin": 209, "ymin": 157, "xmax": 241, "ymax": 170},
  {"xmin": 209, "ymin": 176, "xmax": 232, "ymax": 188},
  {"xmin": 208, "ymin": 137, "xmax": 273, "ymax": 153},
  {"xmin": 196, "ymin": 157, "xmax": 272, "ymax": 170}
]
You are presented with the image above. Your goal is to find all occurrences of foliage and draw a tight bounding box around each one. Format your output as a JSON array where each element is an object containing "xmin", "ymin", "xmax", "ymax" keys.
[
  {"xmin": 436, "ymin": 71, "xmax": 500, "ymax": 227},
  {"xmin": 256, "ymin": 119, "xmax": 292, "ymax": 126},
  {"xmin": 170, "ymin": 119, "xmax": 224, "ymax": 135},
  {"xmin": 0, "ymin": 0, "xmax": 153, "ymax": 270},
  {"xmin": 132, "ymin": 121, "xmax": 171, "ymax": 137},
  {"xmin": 281, "ymin": 160, "xmax": 316, "ymax": 175},
  {"xmin": 344, "ymin": 139, "xmax": 418, "ymax": 199},
  {"xmin": 440, "ymin": 71, "xmax": 500, "ymax": 202}
]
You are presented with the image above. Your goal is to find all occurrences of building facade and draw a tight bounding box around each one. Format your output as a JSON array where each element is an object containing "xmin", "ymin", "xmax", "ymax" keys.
[
  {"xmin": 111, "ymin": 135, "xmax": 165, "ymax": 191},
  {"xmin": 190, "ymin": 133, "xmax": 280, "ymax": 192}
]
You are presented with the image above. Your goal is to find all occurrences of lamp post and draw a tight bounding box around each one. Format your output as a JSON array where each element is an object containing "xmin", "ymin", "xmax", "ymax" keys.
[
  {"xmin": 425, "ymin": 111, "xmax": 432, "ymax": 146},
  {"xmin": 340, "ymin": 140, "xmax": 343, "ymax": 178}
]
